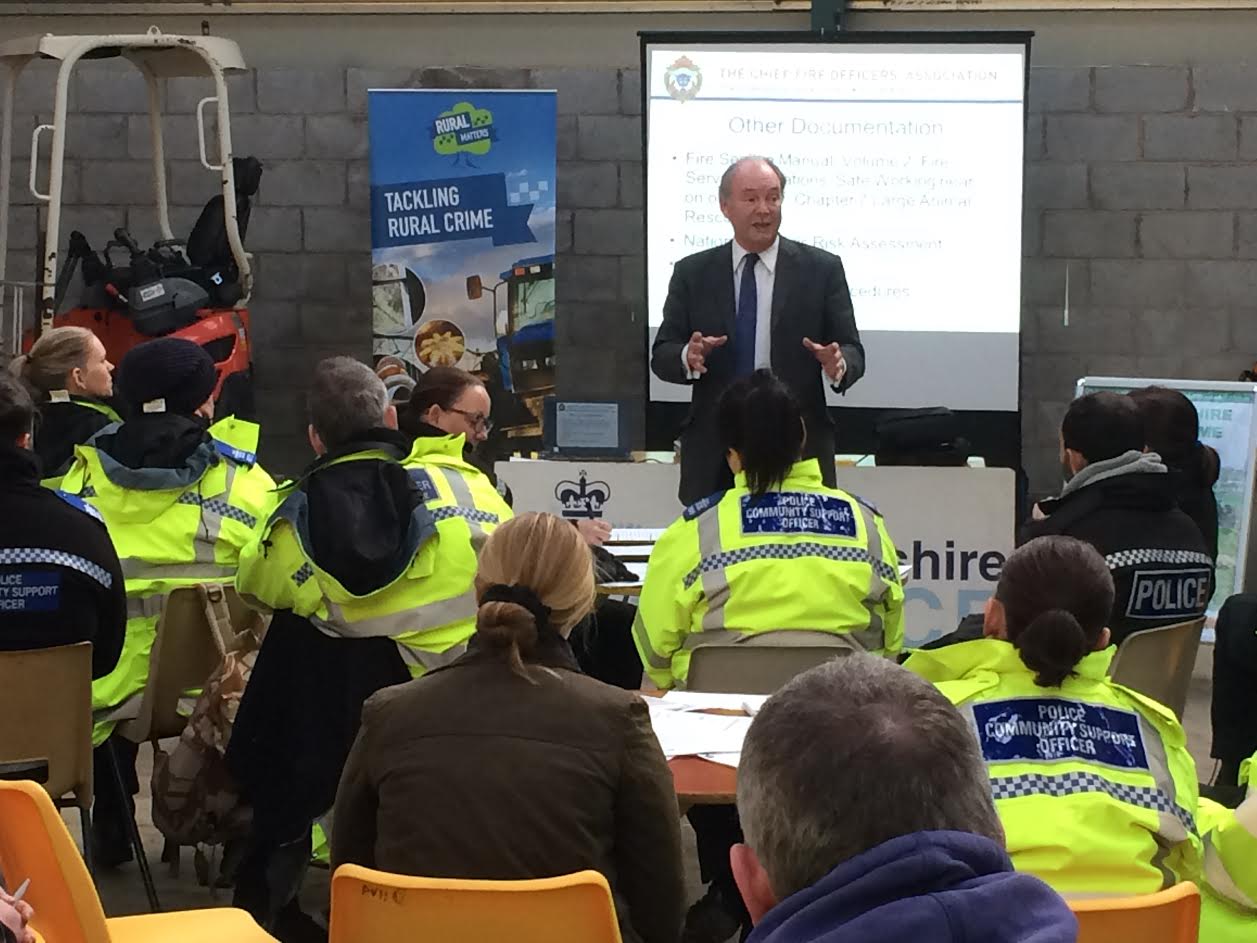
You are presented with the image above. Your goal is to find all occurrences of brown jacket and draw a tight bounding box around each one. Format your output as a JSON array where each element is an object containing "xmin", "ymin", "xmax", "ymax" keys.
[{"xmin": 331, "ymin": 635, "xmax": 685, "ymax": 943}]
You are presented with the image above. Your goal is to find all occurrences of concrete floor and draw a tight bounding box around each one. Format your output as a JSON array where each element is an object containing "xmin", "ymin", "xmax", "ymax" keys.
[{"xmin": 80, "ymin": 644, "xmax": 1220, "ymax": 924}]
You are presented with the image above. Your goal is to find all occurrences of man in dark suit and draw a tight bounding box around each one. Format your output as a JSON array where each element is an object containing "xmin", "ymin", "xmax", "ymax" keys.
[
  {"xmin": 652, "ymin": 156, "xmax": 865, "ymax": 506},
  {"xmin": 649, "ymin": 157, "xmax": 866, "ymax": 943}
]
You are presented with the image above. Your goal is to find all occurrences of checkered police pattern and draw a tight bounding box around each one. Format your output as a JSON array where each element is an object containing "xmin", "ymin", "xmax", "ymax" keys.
[
  {"xmin": 293, "ymin": 563, "xmax": 315, "ymax": 587},
  {"xmin": 0, "ymin": 548, "xmax": 113, "ymax": 589},
  {"xmin": 432, "ymin": 506, "xmax": 501, "ymax": 526},
  {"xmin": 989, "ymin": 772, "xmax": 1196, "ymax": 833},
  {"xmin": 508, "ymin": 177, "xmax": 549, "ymax": 206},
  {"xmin": 683, "ymin": 543, "xmax": 899, "ymax": 591},
  {"xmin": 1104, "ymin": 548, "xmax": 1215, "ymax": 570},
  {"xmin": 176, "ymin": 492, "xmax": 258, "ymax": 528}
]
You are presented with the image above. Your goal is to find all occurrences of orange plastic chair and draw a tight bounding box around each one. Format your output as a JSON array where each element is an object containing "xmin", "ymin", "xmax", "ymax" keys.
[
  {"xmin": 0, "ymin": 779, "xmax": 277, "ymax": 943},
  {"xmin": 1070, "ymin": 881, "xmax": 1201, "ymax": 943},
  {"xmin": 329, "ymin": 864, "xmax": 623, "ymax": 943}
]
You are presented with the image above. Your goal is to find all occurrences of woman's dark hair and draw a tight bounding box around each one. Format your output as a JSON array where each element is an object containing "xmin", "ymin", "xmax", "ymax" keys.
[
  {"xmin": 996, "ymin": 536, "xmax": 1115, "ymax": 687},
  {"xmin": 1128, "ymin": 386, "xmax": 1215, "ymax": 477},
  {"xmin": 397, "ymin": 366, "xmax": 483, "ymax": 437},
  {"xmin": 717, "ymin": 369, "xmax": 804, "ymax": 496}
]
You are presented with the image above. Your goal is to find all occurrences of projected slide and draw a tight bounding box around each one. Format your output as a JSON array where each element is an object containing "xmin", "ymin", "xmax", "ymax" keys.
[{"xmin": 645, "ymin": 40, "xmax": 1027, "ymax": 411}]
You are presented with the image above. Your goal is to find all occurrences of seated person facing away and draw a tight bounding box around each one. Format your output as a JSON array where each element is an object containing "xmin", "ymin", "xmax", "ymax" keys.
[
  {"xmin": 8, "ymin": 325, "xmax": 119, "ymax": 488},
  {"xmin": 633, "ymin": 368, "xmax": 904, "ymax": 943},
  {"xmin": 60, "ymin": 336, "xmax": 274, "ymax": 868},
  {"xmin": 1022, "ymin": 391, "xmax": 1213, "ymax": 647},
  {"xmin": 0, "ymin": 371, "xmax": 124, "ymax": 679},
  {"xmin": 1197, "ymin": 749, "xmax": 1257, "ymax": 943},
  {"xmin": 228, "ymin": 357, "xmax": 509, "ymax": 934},
  {"xmin": 732, "ymin": 654, "xmax": 1077, "ymax": 943},
  {"xmin": 1129, "ymin": 385, "xmax": 1220, "ymax": 560},
  {"xmin": 1211, "ymin": 593, "xmax": 1257, "ymax": 804},
  {"xmin": 333, "ymin": 512, "xmax": 685, "ymax": 943},
  {"xmin": 905, "ymin": 536, "xmax": 1256, "ymax": 940},
  {"xmin": 634, "ymin": 368, "xmax": 904, "ymax": 691}
]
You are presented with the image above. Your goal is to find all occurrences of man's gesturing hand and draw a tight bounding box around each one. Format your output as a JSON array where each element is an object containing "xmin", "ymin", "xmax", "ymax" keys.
[
  {"xmin": 685, "ymin": 332, "xmax": 728, "ymax": 375},
  {"xmin": 803, "ymin": 337, "xmax": 846, "ymax": 384}
]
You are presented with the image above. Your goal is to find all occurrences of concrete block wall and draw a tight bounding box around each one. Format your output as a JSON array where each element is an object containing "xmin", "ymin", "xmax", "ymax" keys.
[
  {"xmin": 1024, "ymin": 64, "xmax": 1257, "ymax": 493},
  {"xmin": 8, "ymin": 56, "xmax": 1252, "ymax": 488},
  {"xmin": 6, "ymin": 58, "xmax": 644, "ymax": 475}
]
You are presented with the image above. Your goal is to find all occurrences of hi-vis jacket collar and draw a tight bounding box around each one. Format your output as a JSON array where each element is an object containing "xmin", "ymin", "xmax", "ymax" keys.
[
  {"xmin": 405, "ymin": 431, "xmax": 469, "ymax": 464},
  {"xmin": 907, "ymin": 636, "xmax": 1116, "ymax": 686},
  {"xmin": 733, "ymin": 457, "xmax": 825, "ymax": 492},
  {"xmin": 265, "ymin": 451, "xmax": 440, "ymax": 595},
  {"xmin": 83, "ymin": 417, "xmax": 259, "ymax": 491}
]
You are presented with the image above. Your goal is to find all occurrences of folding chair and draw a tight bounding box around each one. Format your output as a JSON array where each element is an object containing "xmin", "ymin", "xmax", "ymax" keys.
[
  {"xmin": 0, "ymin": 643, "xmax": 96, "ymax": 871},
  {"xmin": 1109, "ymin": 617, "xmax": 1206, "ymax": 719},
  {"xmin": 687, "ymin": 630, "xmax": 858, "ymax": 695}
]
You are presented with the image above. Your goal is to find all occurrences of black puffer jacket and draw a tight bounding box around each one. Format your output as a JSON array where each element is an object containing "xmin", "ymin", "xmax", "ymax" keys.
[
  {"xmin": 0, "ymin": 444, "xmax": 126, "ymax": 678},
  {"xmin": 1020, "ymin": 451, "xmax": 1214, "ymax": 647}
]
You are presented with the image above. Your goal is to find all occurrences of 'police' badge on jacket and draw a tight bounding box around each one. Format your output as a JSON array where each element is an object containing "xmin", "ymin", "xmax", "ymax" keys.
[{"xmin": 740, "ymin": 493, "xmax": 857, "ymax": 537}]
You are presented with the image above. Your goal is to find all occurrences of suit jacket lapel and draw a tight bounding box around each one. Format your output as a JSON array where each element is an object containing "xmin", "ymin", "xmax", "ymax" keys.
[
  {"xmin": 713, "ymin": 241, "xmax": 736, "ymax": 336},
  {"xmin": 770, "ymin": 236, "xmax": 794, "ymax": 353}
]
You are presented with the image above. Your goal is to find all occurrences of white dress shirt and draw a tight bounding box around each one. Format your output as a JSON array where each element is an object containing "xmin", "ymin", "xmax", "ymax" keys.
[{"xmin": 682, "ymin": 237, "xmax": 779, "ymax": 379}]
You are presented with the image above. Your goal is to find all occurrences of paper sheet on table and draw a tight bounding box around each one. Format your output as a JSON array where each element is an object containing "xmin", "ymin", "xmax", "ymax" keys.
[
  {"xmin": 654, "ymin": 691, "xmax": 769, "ymax": 714},
  {"xmin": 647, "ymin": 702, "xmax": 753, "ymax": 758}
]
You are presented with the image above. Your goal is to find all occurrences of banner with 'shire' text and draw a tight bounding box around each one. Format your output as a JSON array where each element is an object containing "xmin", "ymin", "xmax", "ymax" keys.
[{"xmin": 369, "ymin": 89, "xmax": 558, "ymax": 440}]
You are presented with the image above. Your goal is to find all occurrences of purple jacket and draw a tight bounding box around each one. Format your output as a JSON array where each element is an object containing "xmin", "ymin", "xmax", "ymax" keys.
[{"xmin": 749, "ymin": 830, "xmax": 1078, "ymax": 943}]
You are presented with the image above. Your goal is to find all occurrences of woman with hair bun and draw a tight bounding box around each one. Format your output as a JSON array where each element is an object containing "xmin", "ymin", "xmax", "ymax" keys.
[
  {"xmin": 331, "ymin": 512, "xmax": 684, "ymax": 943},
  {"xmin": 8, "ymin": 326, "xmax": 118, "ymax": 485},
  {"xmin": 905, "ymin": 536, "xmax": 1222, "ymax": 906}
]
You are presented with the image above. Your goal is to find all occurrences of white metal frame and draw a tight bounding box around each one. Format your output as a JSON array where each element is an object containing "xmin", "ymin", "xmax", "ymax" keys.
[{"xmin": 0, "ymin": 26, "xmax": 252, "ymax": 341}]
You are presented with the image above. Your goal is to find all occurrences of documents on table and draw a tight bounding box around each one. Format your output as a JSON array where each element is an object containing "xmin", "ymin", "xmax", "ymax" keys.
[
  {"xmin": 609, "ymin": 527, "xmax": 665, "ymax": 543},
  {"xmin": 652, "ymin": 691, "xmax": 769, "ymax": 714},
  {"xmin": 646, "ymin": 699, "xmax": 752, "ymax": 760}
]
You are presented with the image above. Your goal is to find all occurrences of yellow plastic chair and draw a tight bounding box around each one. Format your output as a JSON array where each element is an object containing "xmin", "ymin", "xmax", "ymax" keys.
[
  {"xmin": 1109, "ymin": 617, "xmax": 1206, "ymax": 720},
  {"xmin": 0, "ymin": 779, "xmax": 277, "ymax": 943},
  {"xmin": 1070, "ymin": 881, "xmax": 1201, "ymax": 943},
  {"xmin": 329, "ymin": 864, "xmax": 623, "ymax": 943}
]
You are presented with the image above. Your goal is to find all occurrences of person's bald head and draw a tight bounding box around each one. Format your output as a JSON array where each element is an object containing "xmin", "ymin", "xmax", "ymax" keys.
[{"xmin": 719, "ymin": 157, "xmax": 786, "ymax": 254}]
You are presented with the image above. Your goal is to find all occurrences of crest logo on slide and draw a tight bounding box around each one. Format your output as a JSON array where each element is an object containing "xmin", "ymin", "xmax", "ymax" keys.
[{"xmin": 664, "ymin": 56, "xmax": 703, "ymax": 103}]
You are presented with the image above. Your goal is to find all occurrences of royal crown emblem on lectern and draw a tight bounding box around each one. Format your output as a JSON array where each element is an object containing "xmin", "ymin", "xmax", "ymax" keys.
[{"xmin": 555, "ymin": 471, "xmax": 611, "ymax": 519}]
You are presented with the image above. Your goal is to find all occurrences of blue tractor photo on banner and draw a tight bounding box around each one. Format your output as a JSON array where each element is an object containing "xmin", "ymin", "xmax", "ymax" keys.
[{"xmin": 368, "ymin": 89, "xmax": 557, "ymax": 438}]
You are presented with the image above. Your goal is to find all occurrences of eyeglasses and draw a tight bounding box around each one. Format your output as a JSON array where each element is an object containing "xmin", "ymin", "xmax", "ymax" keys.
[{"xmin": 447, "ymin": 407, "xmax": 494, "ymax": 433}]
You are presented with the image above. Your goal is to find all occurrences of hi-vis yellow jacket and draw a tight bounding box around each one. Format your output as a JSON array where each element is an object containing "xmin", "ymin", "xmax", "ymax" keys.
[
  {"xmin": 1198, "ymin": 752, "xmax": 1257, "ymax": 942},
  {"xmin": 906, "ymin": 639, "xmax": 1203, "ymax": 897},
  {"xmin": 633, "ymin": 458, "xmax": 904, "ymax": 689},
  {"xmin": 909, "ymin": 640, "xmax": 1257, "ymax": 942},
  {"xmin": 236, "ymin": 433, "xmax": 512, "ymax": 676},
  {"xmin": 62, "ymin": 417, "xmax": 275, "ymax": 744}
]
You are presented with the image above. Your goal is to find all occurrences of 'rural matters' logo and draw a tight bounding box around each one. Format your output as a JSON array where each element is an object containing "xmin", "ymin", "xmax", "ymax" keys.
[{"xmin": 431, "ymin": 101, "xmax": 496, "ymax": 160}]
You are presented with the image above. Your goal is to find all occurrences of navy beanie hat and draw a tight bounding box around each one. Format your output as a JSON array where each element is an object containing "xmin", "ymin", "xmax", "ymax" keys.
[{"xmin": 117, "ymin": 338, "xmax": 217, "ymax": 416}]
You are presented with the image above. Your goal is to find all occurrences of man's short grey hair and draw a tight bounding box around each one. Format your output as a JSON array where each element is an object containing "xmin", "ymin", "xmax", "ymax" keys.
[
  {"xmin": 719, "ymin": 156, "xmax": 788, "ymax": 201},
  {"xmin": 737, "ymin": 654, "xmax": 1003, "ymax": 900},
  {"xmin": 308, "ymin": 357, "xmax": 389, "ymax": 451}
]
